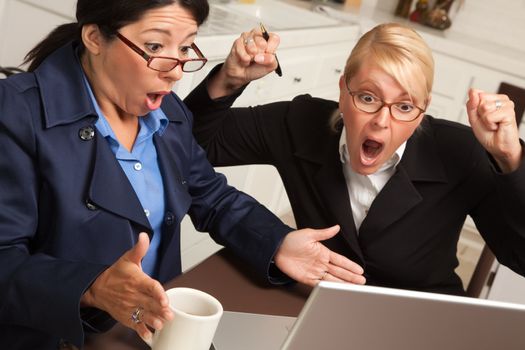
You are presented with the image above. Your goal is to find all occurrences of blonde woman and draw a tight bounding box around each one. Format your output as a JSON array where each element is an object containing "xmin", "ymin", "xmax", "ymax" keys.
[{"xmin": 187, "ymin": 23, "xmax": 525, "ymax": 296}]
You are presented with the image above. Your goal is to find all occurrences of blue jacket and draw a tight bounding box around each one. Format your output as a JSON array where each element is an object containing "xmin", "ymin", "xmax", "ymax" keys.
[{"xmin": 0, "ymin": 42, "xmax": 292, "ymax": 349}]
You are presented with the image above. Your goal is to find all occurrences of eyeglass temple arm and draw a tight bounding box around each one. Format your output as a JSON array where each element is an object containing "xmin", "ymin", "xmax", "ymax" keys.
[
  {"xmin": 116, "ymin": 33, "xmax": 151, "ymax": 61},
  {"xmin": 191, "ymin": 43, "xmax": 206, "ymax": 59}
]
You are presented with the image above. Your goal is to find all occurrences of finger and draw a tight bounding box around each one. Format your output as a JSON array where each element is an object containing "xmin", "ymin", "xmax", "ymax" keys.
[
  {"xmin": 479, "ymin": 93, "xmax": 509, "ymax": 113},
  {"xmin": 135, "ymin": 322, "xmax": 153, "ymax": 343},
  {"xmin": 264, "ymin": 32, "xmax": 281, "ymax": 54},
  {"xmin": 328, "ymin": 251, "xmax": 364, "ymax": 275},
  {"xmin": 131, "ymin": 277, "xmax": 173, "ymax": 320},
  {"xmin": 233, "ymin": 39, "xmax": 253, "ymax": 66},
  {"xmin": 124, "ymin": 232, "xmax": 150, "ymax": 266},
  {"xmin": 136, "ymin": 308, "xmax": 166, "ymax": 331},
  {"xmin": 244, "ymin": 36, "xmax": 259, "ymax": 55},
  {"xmin": 478, "ymin": 93, "xmax": 511, "ymax": 130},
  {"xmin": 136, "ymin": 292, "xmax": 172, "ymax": 320},
  {"xmin": 253, "ymin": 53, "xmax": 276, "ymax": 65},
  {"xmin": 327, "ymin": 263, "xmax": 366, "ymax": 284},
  {"xmin": 466, "ymin": 88, "xmax": 481, "ymax": 117},
  {"xmin": 308, "ymin": 225, "xmax": 340, "ymax": 242},
  {"xmin": 143, "ymin": 277, "xmax": 170, "ymax": 308},
  {"xmin": 319, "ymin": 271, "xmax": 344, "ymax": 284}
]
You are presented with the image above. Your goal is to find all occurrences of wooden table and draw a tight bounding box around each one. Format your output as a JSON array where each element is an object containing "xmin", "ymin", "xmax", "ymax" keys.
[{"xmin": 84, "ymin": 249, "xmax": 311, "ymax": 349}]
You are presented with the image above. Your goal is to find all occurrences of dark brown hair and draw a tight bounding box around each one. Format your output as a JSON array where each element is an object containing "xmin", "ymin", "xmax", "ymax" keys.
[{"xmin": 24, "ymin": 0, "xmax": 209, "ymax": 71}]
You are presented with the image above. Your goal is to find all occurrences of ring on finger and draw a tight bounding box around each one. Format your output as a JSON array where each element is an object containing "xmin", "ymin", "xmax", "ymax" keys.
[
  {"xmin": 131, "ymin": 307, "xmax": 144, "ymax": 324},
  {"xmin": 320, "ymin": 271, "xmax": 328, "ymax": 281},
  {"xmin": 243, "ymin": 36, "xmax": 254, "ymax": 46},
  {"xmin": 495, "ymin": 99, "xmax": 503, "ymax": 111}
]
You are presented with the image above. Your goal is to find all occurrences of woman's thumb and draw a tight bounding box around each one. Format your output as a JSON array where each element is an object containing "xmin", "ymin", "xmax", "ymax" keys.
[
  {"xmin": 310, "ymin": 225, "xmax": 340, "ymax": 242},
  {"xmin": 126, "ymin": 232, "xmax": 150, "ymax": 265}
]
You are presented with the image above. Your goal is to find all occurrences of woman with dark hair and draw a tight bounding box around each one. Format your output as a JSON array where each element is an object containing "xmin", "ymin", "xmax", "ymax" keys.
[{"xmin": 0, "ymin": 0, "xmax": 365, "ymax": 348}]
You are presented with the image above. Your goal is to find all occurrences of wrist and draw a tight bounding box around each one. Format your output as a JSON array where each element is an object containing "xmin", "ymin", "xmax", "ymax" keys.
[
  {"xmin": 494, "ymin": 144, "xmax": 523, "ymax": 173},
  {"xmin": 207, "ymin": 65, "xmax": 246, "ymax": 100}
]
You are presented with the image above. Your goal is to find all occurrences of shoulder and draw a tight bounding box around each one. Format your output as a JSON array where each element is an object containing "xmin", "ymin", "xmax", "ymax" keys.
[
  {"xmin": 0, "ymin": 72, "xmax": 41, "ymax": 134},
  {"xmin": 0, "ymin": 72, "xmax": 38, "ymax": 92},
  {"xmin": 268, "ymin": 94, "xmax": 340, "ymax": 155},
  {"xmin": 419, "ymin": 115, "xmax": 486, "ymax": 166},
  {"xmin": 285, "ymin": 94, "xmax": 339, "ymax": 132}
]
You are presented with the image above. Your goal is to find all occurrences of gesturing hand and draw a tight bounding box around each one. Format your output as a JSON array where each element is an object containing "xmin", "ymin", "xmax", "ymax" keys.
[
  {"xmin": 274, "ymin": 225, "xmax": 366, "ymax": 287},
  {"xmin": 466, "ymin": 88, "xmax": 522, "ymax": 173},
  {"xmin": 81, "ymin": 233, "xmax": 173, "ymax": 341},
  {"xmin": 207, "ymin": 27, "xmax": 280, "ymax": 99}
]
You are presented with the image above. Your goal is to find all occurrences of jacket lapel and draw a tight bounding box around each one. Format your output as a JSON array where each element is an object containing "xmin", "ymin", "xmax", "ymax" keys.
[
  {"xmin": 314, "ymin": 153, "xmax": 365, "ymax": 265},
  {"xmin": 359, "ymin": 121, "xmax": 448, "ymax": 238},
  {"xmin": 89, "ymin": 132, "xmax": 151, "ymax": 231},
  {"xmin": 34, "ymin": 42, "xmax": 152, "ymax": 230},
  {"xmin": 296, "ymin": 130, "xmax": 365, "ymax": 265}
]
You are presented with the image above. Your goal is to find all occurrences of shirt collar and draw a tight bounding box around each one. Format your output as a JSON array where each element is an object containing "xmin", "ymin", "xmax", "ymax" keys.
[
  {"xmin": 338, "ymin": 126, "xmax": 406, "ymax": 174},
  {"xmin": 80, "ymin": 69, "xmax": 169, "ymax": 140}
]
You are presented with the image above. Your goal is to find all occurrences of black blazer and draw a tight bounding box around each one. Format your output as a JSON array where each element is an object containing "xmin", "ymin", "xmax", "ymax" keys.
[{"xmin": 186, "ymin": 75, "xmax": 525, "ymax": 295}]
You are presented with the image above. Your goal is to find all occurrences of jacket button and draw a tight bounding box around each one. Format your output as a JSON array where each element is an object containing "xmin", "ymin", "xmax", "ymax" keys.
[
  {"xmin": 79, "ymin": 126, "xmax": 95, "ymax": 141},
  {"xmin": 85, "ymin": 199, "xmax": 98, "ymax": 211},
  {"xmin": 165, "ymin": 212, "xmax": 175, "ymax": 226}
]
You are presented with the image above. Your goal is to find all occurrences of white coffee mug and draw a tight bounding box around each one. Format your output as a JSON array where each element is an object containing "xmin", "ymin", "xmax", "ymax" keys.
[{"xmin": 144, "ymin": 287, "xmax": 223, "ymax": 350}]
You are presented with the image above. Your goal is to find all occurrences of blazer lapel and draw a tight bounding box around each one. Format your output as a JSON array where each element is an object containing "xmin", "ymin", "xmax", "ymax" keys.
[
  {"xmin": 359, "ymin": 121, "xmax": 448, "ymax": 239},
  {"xmin": 358, "ymin": 165, "xmax": 422, "ymax": 237},
  {"xmin": 89, "ymin": 132, "xmax": 151, "ymax": 230},
  {"xmin": 296, "ymin": 132, "xmax": 365, "ymax": 265}
]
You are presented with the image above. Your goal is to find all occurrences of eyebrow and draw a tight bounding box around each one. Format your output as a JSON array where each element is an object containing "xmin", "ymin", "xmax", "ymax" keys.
[
  {"xmin": 358, "ymin": 81, "xmax": 412, "ymax": 100},
  {"xmin": 141, "ymin": 28, "xmax": 198, "ymax": 41}
]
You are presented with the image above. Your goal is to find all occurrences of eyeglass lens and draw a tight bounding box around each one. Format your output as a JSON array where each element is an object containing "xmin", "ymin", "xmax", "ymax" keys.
[
  {"xmin": 352, "ymin": 92, "xmax": 421, "ymax": 121},
  {"xmin": 148, "ymin": 46, "xmax": 205, "ymax": 72}
]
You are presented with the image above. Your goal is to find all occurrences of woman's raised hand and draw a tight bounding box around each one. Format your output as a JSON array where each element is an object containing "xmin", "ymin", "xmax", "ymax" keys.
[
  {"xmin": 467, "ymin": 88, "xmax": 523, "ymax": 173},
  {"xmin": 207, "ymin": 27, "xmax": 280, "ymax": 99}
]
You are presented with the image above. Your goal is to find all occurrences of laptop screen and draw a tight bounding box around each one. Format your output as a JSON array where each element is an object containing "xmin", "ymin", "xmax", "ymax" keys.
[{"xmin": 281, "ymin": 281, "xmax": 525, "ymax": 350}]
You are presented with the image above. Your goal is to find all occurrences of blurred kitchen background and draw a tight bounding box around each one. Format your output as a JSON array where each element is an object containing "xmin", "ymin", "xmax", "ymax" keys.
[{"xmin": 1, "ymin": 0, "xmax": 524, "ymax": 303}]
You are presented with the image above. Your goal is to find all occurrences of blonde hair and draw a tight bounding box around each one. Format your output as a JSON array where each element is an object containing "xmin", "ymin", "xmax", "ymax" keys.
[{"xmin": 331, "ymin": 23, "xmax": 434, "ymax": 129}]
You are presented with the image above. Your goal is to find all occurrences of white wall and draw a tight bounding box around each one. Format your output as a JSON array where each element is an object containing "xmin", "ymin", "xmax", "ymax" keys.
[{"xmin": 375, "ymin": 0, "xmax": 525, "ymax": 53}]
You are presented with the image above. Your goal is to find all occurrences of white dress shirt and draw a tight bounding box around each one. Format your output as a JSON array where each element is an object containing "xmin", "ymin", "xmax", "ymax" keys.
[{"xmin": 339, "ymin": 127, "xmax": 406, "ymax": 232}]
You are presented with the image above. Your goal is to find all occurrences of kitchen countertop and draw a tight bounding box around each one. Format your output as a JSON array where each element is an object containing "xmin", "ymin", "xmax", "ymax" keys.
[
  {"xmin": 14, "ymin": 0, "xmax": 524, "ymax": 78},
  {"xmin": 284, "ymin": 0, "xmax": 525, "ymax": 79}
]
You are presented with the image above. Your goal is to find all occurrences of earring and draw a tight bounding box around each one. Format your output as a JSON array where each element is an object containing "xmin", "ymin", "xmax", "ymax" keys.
[{"xmin": 340, "ymin": 112, "xmax": 344, "ymax": 119}]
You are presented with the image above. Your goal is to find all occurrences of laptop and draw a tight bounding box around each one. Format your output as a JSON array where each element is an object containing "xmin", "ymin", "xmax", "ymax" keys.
[{"xmin": 213, "ymin": 281, "xmax": 525, "ymax": 350}]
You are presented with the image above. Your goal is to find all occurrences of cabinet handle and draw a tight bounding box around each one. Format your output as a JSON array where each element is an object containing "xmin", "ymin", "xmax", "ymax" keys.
[
  {"xmin": 335, "ymin": 69, "xmax": 342, "ymax": 74},
  {"xmin": 293, "ymin": 77, "xmax": 302, "ymax": 83}
]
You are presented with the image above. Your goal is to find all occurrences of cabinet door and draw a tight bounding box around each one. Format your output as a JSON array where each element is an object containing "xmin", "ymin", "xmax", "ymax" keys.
[
  {"xmin": 0, "ymin": 0, "xmax": 72, "ymax": 67},
  {"xmin": 429, "ymin": 52, "xmax": 473, "ymax": 123},
  {"xmin": 317, "ymin": 51, "xmax": 347, "ymax": 88}
]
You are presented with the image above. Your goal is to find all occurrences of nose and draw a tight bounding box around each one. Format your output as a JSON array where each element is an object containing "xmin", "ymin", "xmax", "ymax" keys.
[
  {"xmin": 160, "ymin": 64, "xmax": 183, "ymax": 83},
  {"xmin": 372, "ymin": 105, "xmax": 390, "ymax": 129}
]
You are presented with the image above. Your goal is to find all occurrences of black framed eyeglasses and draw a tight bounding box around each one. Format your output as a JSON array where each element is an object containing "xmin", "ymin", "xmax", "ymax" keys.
[
  {"xmin": 345, "ymin": 81, "xmax": 426, "ymax": 122},
  {"xmin": 116, "ymin": 33, "xmax": 207, "ymax": 73}
]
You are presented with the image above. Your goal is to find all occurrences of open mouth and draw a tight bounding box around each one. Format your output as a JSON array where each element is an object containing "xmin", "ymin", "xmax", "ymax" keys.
[
  {"xmin": 146, "ymin": 92, "xmax": 168, "ymax": 111},
  {"xmin": 360, "ymin": 138, "xmax": 384, "ymax": 166}
]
